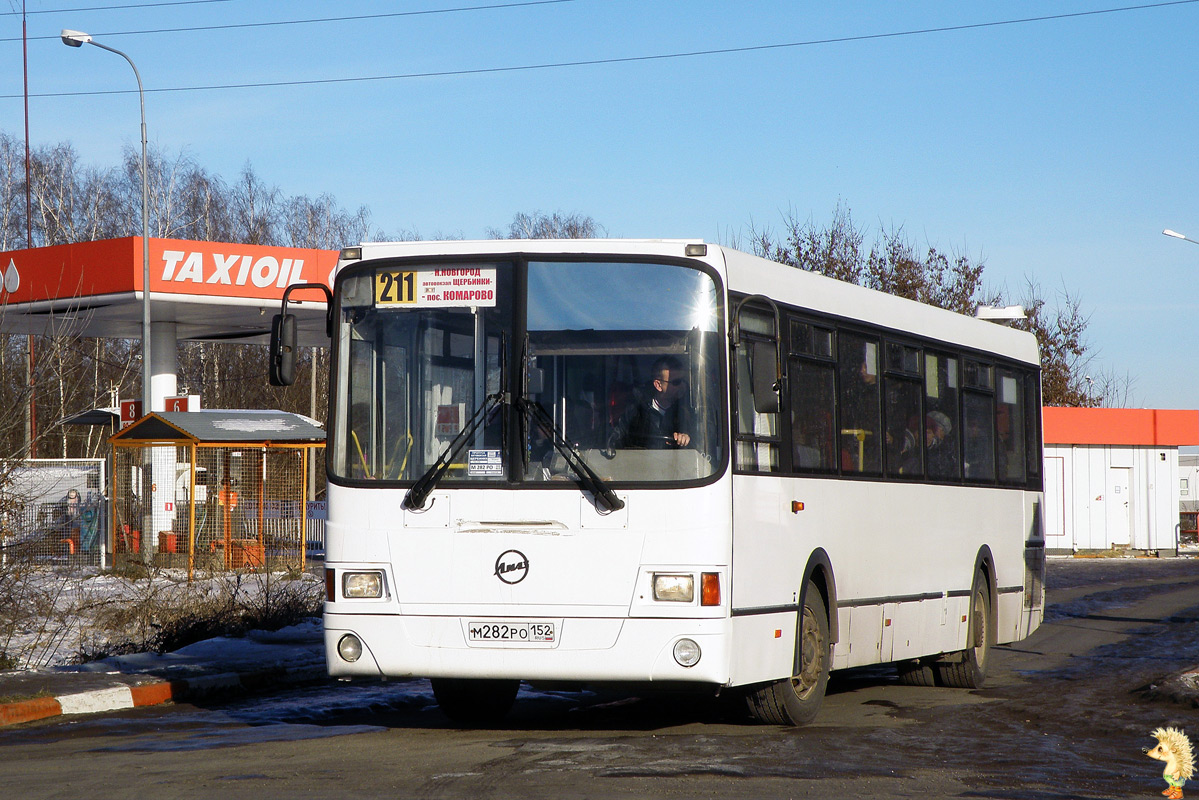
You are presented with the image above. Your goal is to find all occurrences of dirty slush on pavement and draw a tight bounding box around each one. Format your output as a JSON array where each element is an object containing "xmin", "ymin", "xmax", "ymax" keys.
[{"xmin": 809, "ymin": 557, "xmax": 1199, "ymax": 798}]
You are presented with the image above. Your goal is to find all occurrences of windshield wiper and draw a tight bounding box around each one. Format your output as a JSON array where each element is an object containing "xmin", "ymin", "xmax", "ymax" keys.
[
  {"xmin": 519, "ymin": 398, "xmax": 625, "ymax": 513},
  {"xmin": 403, "ymin": 391, "xmax": 506, "ymax": 511}
]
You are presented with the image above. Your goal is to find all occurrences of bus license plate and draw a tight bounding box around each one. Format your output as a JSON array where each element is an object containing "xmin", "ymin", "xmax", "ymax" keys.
[{"xmin": 467, "ymin": 621, "xmax": 556, "ymax": 644}]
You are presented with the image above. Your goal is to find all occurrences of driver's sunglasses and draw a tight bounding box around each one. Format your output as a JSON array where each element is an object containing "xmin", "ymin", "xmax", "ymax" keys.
[{"xmin": 659, "ymin": 377, "xmax": 686, "ymax": 386}]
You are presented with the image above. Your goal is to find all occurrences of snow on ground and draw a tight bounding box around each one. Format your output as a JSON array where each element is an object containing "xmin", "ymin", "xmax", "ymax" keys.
[{"xmin": 0, "ymin": 566, "xmax": 322, "ymax": 670}]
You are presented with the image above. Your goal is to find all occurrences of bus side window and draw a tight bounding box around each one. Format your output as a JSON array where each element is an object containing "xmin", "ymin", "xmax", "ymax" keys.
[
  {"xmin": 790, "ymin": 359, "xmax": 836, "ymax": 471},
  {"xmin": 735, "ymin": 341, "xmax": 780, "ymax": 472},
  {"xmin": 962, "ymin": 393, "xmax": 996, "ymax": 481},
  {"xmin": 885, "ymin": 375, "xmax": 923, "ymax": 478},
  {"xmin": 837, "ymin": 333, "xmax": 881, "ymax": 474},
  {"xmin": 996, "ymin": 369, "xmax": 1026, "ymax": 484},
  {"xmin": 788, "ymin": 319, "xmax": 836, "ymax": 472},
  {"xmin": 924, "ymin": 353, "xmax": 961, "ymax": 480},
  {"xmin": 1024, "ymin": 370, "xmax": 1042, "ymax": 485}
]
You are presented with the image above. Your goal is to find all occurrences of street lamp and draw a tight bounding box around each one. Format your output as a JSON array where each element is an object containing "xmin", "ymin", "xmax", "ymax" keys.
[
  {"xmin": 61, "ymin": 29, "xmax": 152, "ymax": 416},
  {"xmin": 1163, "ymin": 229, "xmax": 1199, "ymax": 247}
]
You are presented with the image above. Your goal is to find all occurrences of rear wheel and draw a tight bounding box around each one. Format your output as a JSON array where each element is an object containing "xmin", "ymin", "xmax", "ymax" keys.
[
  {"xmin": 431, "ymin": 678, "xmax": 520, "ymax": 726},
  {"xmin": 745, "ymin": 581, "xmax": 831, "ymax": 726},
  {"xmin": 895, "ymin": 659, "xmax": 937, "ymax": 687},
  {"xmin": 935, "ymin": 574, "xmax": 993, "ymax": 689}
]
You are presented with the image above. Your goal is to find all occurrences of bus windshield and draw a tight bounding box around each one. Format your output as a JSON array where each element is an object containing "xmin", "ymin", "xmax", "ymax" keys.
[{"xmin": 329, "ymin": 258, "xmax": 725, "ymax": 486}]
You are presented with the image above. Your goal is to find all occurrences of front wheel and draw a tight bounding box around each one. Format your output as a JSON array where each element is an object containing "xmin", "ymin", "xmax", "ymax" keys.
[
  {"xmin": 431, "ymin": 678, "xmax": 520, "ymax": 726},
  {"xmin": 745, "ymin": 581, "xmax": 831, "ymax": 725},
  {"xmin": 935, "ymin": 574, "xmax": 993, "ymax": 689}
]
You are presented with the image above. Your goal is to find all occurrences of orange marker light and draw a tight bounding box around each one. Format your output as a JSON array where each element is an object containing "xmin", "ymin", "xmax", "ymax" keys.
[
  {"xmin": 701, "ymin": 572, "xmax": 721, "ymax": 606},
  {"xmin": 325, "ymin": 568, "xmax": 336, "ymax": 601},
  {"xmin": 791, "ymin": 501, "xmax": 805, "ymax": 513},
  {"xmin": 774, "ymin": 629, "xmax": 782, "ymax": 639}
]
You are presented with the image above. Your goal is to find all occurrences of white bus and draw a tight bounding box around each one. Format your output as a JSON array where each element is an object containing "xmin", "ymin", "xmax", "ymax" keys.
[{"xmin": 269, "ymin": 239, "xmax": 1045, "ymax": 725}]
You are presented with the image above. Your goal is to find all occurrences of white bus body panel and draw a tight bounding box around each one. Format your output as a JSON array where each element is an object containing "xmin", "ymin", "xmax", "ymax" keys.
[{"xmin": 729, "ymin": 474, "xmax": 1041, "ymax": 683}]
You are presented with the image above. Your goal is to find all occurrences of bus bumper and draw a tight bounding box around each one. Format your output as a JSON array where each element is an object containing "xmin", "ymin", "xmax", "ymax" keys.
[{"xmin": 323, "ymin": 612, "xmax": 732, "ymax": 686}]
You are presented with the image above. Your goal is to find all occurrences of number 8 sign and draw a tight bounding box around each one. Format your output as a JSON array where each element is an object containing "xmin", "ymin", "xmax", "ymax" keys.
[{"xmin": 119, "ymin": 399, "xmax": 143, "ymax": 429}]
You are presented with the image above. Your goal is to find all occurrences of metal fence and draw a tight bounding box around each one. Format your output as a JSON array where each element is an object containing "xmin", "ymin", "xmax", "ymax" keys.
[
  {"xmin": 1, "ymin": 459, "xmax": 108, "ymax": 567},
  {"xmin": 1180, "ymin": 511, "xmax": 1198, "ymax": 552},
  {"xmin": 111, "ymin": 443, "xmax": 324, "ymax": 578}
]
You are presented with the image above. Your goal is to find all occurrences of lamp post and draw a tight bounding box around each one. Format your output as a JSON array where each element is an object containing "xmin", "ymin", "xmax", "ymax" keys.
[
  {"xmin": 1163, "ymin": 229, "xmax": 1199, "ymax": 247},
  {"xmin": 61, "ymin": 29, "xmax": 151, "ymax": 415}
]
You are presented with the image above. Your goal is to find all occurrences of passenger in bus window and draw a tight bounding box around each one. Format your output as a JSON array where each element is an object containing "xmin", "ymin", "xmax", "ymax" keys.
[
  {"xmin": 609, "ymin": 355, "xmax": 693, "ymax": 449},
  {"xmin": 838, "ymin": 338, "xmax": 881, "ymax": 473},
  {"xmin": 925, "ymin": 411, "xmax": 957, "ymax": 478}
]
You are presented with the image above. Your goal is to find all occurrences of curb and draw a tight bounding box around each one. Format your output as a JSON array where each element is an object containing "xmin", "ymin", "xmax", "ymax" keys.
[{"xmin": 0, "ymin": 664, "xmax": 328, "ymax": 728}]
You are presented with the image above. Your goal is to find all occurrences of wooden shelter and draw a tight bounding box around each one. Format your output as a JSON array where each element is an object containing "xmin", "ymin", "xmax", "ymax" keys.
[{"xmin": 109, "ymin": 410, "xmax": 324, "ymax": 577}]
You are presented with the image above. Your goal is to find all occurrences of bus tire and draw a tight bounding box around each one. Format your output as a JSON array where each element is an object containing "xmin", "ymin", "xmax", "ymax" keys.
[
  {"xmin": 936, "ymin": 573, "xmax": 992, "ymax": 689},
  {"xmin": 895, "ymin": 659, "xmax": 937, "ymax": 687},
  {"xmin": 431, "ymin": 678, "xmax": 519, "ymax": 725},
  {"xmin": 745, "ymin": 581, "xmax": 831, "ymax": 726}
]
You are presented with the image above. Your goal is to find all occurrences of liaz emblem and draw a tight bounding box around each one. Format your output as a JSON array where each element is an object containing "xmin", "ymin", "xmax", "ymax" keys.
[{"xmin": 494, "ymin": 550, "xmax": 529, "ymax": 584}]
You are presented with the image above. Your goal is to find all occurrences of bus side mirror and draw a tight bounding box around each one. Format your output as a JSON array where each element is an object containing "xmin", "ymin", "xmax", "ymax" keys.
[
  {"xmin": 269, "ymin": 313, "xmax": 297, "ymax": 386},
  {"xmin": 751, "ymin": 340, "xmax": 780, "ymax": 414}
]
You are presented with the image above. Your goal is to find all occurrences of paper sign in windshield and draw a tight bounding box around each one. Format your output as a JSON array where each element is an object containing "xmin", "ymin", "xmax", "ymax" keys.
[
  {"xmin": 435, "ymin": 404, "xmax": 461, "ymax": 437},
  {"xmin": 468, "ymin": 449, "xmax": 503, "ymax": 477},
  {"xmin": 375, "ymin": 267, "xmax": 497, "ymax": 307}
]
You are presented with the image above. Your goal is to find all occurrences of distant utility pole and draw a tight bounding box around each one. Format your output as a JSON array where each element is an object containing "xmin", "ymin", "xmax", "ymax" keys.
[{"xmin": 22, "ymin": 0, "xmax": 36, "ymax": 459}]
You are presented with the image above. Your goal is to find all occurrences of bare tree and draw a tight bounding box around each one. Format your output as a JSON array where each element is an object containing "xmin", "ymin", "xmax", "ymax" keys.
[
  {"xmin": 282, "ymin": 193, "xmax": 375, "ymax": 250},
  {"xmin": 737, "ymin": 203, "xmax": 1100, "ymax": 406},
  {"xmin": 123, "ymin": 146, "xmax": 210, "ymax": 239},
  {"xmin": 0, "ymin": 131, "xmax": 25, "ymax": 251},
  {"xmin": 229, "ymin": 165, "xmax": 280, "ymax": 245},
  {"xmin": 1010, "ymin": 280, "xmax": 1097, "ymax": 407},
  {"xmin": 487, "ymin": 211, "xmax": 605, "ymax": 239},
  {"xmin": 747, "ymin": 201, "xmax": 866, "ymax": 285},
  {"xmin": 1089, "ymin": 368, "xmax": 1137, "ymax": 408}
]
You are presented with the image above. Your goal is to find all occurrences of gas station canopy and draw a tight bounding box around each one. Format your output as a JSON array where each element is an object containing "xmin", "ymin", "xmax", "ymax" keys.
[
  {"xmin": 0, "ymin": 237, "xmax": 340, "ymax": 411},
  {"xmin": 0, "ymin": 236, "xmax": 338, "ymax": 346}
]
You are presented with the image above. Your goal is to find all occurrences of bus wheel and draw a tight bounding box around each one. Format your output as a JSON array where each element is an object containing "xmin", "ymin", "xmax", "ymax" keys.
[
  {"xmin": 895, "ymin": 659, "xmax": 936, "ymax": 687},
  {"xmin": 745, "ymin": 581, "xmax": 831, "ymax": 726},
  {"xmin": 431, "ymin": 678, "xmax": 519, "ymax": 725},
  {"xmin": 936, "ymin": 574, "xmax": 992, "ymax": 689}
]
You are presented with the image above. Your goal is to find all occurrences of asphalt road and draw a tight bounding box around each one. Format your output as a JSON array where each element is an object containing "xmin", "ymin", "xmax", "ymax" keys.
[{"xmin": 1, "ymin": 557, "xmax": 1197, "ymax": 800}]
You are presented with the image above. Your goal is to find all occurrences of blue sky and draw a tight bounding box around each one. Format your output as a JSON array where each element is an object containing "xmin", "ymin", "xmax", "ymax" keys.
[{"xmin": 4, "ymin": 1, "xmax": 1199, "ymax": 408}]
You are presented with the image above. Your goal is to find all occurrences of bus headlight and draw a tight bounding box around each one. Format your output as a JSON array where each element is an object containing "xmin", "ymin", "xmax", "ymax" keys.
[
  {"xmin": 337, "ymin": 634, "xmax": 363, "ymax": 663},
  {"xmin": 673, "ymin": 638, "xmax": 702, "ymax": 667},
  {"xmin": 652, "ymin": 573, "xmax": 694, "ymax": 602},
  {"xmin": 343, "ymin": 571, "xmax": 384, "ymax": 598}
]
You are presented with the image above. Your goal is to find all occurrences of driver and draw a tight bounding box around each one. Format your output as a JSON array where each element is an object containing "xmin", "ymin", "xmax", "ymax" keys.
[{"xmin": 610, "ymin": 355, "xmax": 693, "ymax": 449}]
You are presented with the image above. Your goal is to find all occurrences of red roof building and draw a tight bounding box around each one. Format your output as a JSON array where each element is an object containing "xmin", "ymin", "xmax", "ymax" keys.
[{"xmin": 1042, "ymin": 407, "xmax": 1199, "ymax": 555}]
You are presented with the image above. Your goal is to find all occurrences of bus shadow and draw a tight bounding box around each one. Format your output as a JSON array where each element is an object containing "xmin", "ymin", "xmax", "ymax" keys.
[{"xmin": 286, "ymin": 668, "xmax": 909, "ymax": 734}]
